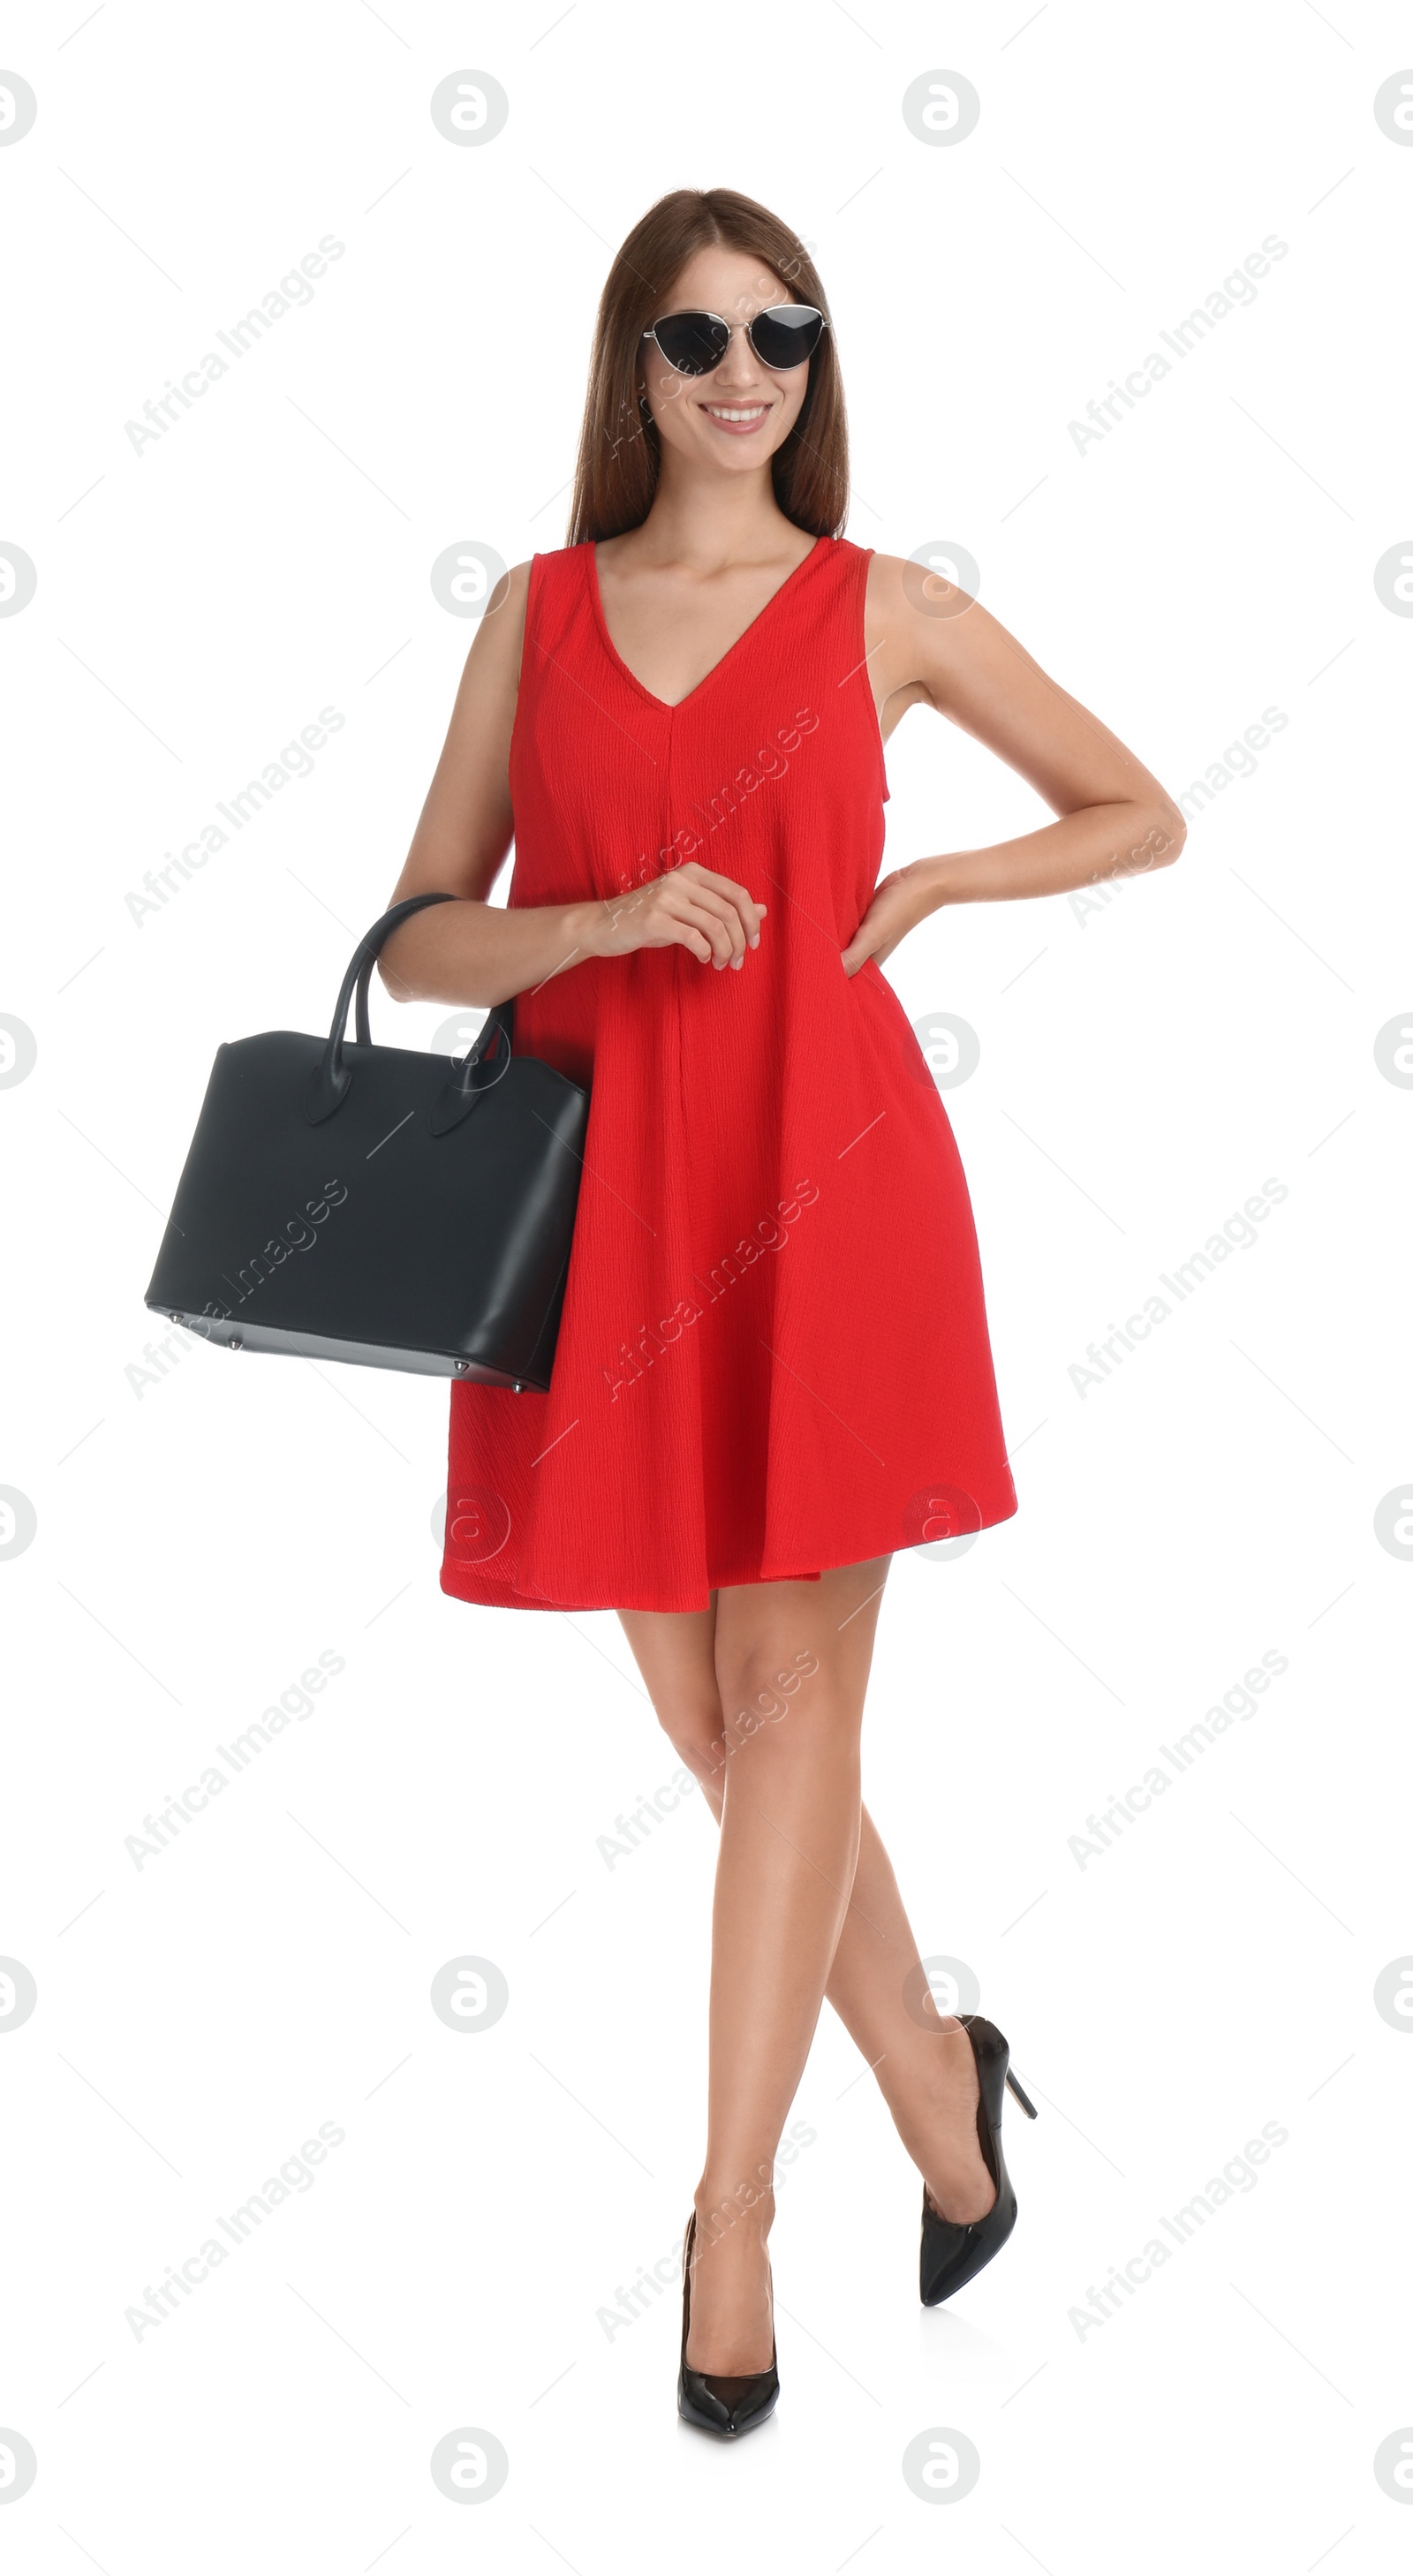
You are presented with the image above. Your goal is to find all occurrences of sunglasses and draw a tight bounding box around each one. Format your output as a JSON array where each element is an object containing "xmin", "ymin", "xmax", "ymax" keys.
[{"xmin": 641, "ymin": 305, "xmax": 827, "ymax": 377}]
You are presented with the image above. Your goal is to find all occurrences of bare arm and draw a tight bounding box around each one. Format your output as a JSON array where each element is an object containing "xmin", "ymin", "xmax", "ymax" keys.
[
  {"xmin": 841, "ymin": 553, "xmax": 1186, "ymax": 974},
  {"xmin": 378, "ymin": 562, "xmax": 767, "ymax": 1009}
]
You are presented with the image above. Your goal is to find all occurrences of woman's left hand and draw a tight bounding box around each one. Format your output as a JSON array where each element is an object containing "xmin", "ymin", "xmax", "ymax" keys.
[{"xmin": 841, "ymin": 865, "xmax": 926, "ymax": 977}]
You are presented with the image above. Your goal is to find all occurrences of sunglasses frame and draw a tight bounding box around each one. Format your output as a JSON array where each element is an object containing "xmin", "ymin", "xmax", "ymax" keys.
[{"xmin": 640, "ymin": 305, "xmax": 828, "ymax": 378}]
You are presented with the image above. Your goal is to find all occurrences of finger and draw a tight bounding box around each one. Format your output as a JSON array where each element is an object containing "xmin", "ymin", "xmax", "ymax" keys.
[
  {"xmin": 669, "ymin": 888, "xmax": 746, "ymax": 965},
  {"xmin": 646, "ymin": 897, "xmax": 719, "ymax": 963},
  {"xmin": 725, "ymin": 882, "xmax": 766, "ymax": 947},
  {"xmin": 666, "ymin": 895, "xmax": 738, "ymax": 966},
  {"xmin": 676, "ymin": 861, "xmax": 763, "ymax": 945},
  {"xmin": 691, "ymin": 890, "xmax": 749, "ymax": 962},
  {"xmin": 693, "ymin": 868, "xmax": 767, "ymax": 946}
]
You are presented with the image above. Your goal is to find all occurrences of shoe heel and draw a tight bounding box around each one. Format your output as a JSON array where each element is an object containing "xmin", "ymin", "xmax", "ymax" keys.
[{"xmin": 1005, "ymin": 2067, "xmax": 1039, "ymax": 2120}]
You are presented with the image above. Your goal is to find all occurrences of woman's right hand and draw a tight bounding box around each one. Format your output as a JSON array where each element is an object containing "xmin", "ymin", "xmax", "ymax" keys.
[{"xmin": 594, "ymin": 860, "xmax": 767, "ymax": 971}]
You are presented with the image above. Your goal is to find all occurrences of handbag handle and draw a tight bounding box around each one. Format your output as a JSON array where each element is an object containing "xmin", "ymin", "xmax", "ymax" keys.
[{"xmin": 304, "ymin": 892, "xmax": 514, "ymax": 1127}]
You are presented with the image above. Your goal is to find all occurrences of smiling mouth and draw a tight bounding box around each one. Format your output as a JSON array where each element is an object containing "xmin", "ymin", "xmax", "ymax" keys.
[{"xmin": 700, "ymin": 402, "xmax": 772, "ymax": 431}]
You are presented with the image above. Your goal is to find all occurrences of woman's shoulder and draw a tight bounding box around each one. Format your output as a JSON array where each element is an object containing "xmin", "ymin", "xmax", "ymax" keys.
[
  {"xmin": 516, "ymin": 543, "xmax": 593, "ymax": 609},
  {"xmin": 529, "ymin": 540, "xmax": 591, "ymax": 570},
  {"xmin": 485, "ymin": 547, "xmax": 593, "ymax": 676},
  {"xmin": 838, "ymin": 537, "xmax": 920, "ymax": 603},
  {"xmin": 495, "ymin": 547, "xmax": 587, "ymax": 612},
  {"xmin": 864, "ymin": 547, "xmax": 980, "ymax": 619}
]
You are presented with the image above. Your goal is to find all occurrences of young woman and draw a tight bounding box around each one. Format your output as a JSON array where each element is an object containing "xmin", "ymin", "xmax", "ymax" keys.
[{"xmin": 380, "ymin": 187, "xmax": 1184, "ymax": 2437}]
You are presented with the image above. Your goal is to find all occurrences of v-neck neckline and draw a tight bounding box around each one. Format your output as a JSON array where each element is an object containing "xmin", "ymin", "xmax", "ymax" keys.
[{"xmin": 586, "ymin": 535, "xmax": 828, "ymax": 714}]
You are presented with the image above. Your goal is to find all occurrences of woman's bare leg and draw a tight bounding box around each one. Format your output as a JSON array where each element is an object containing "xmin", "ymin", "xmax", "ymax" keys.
[{"xmin": 617, "ymin": 1555, "xmax": 994, "ymax": 2373}]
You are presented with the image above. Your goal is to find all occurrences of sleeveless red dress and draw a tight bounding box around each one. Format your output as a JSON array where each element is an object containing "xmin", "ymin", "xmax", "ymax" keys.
[{"xmin": 441, "ymin": 535, "xmax": 1017, "ymax": 1612}]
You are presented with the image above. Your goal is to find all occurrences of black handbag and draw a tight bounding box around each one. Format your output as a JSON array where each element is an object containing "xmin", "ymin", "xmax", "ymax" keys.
[{"xmin": 144, "ymin": 892, "xmax": 589, "ymax": 1389}]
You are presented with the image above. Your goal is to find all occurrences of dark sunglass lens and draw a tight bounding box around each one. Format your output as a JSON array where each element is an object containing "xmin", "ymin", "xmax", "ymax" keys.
[
  {"xmin": 748, "ymin": 305, "xmax": 823, "ymax": 369},
  {"xmin": 652, "ymin": 312, "xmax": 731, "ymax": 375}
]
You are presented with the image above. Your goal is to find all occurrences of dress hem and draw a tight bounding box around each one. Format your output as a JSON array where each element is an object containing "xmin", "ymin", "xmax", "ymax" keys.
[{"xmin": 438, "ymin": 1495, "xmax": 1019, "ymax": 1615}]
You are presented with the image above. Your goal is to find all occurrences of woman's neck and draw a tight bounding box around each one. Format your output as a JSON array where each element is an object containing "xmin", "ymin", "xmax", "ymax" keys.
[{"xmin": 616, "ymin": 455, "xmax": 805, "ymax": 571}]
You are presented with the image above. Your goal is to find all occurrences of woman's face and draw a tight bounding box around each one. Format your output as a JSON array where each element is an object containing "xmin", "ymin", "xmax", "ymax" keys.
[{"xmin": 638, "ymin": 245, "xmax": 814, "ymax": 477}]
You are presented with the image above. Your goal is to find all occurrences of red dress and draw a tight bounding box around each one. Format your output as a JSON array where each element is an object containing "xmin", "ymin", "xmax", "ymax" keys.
[{"xmin": 441, "ymin": 535, "xmax": 1016, "ymax": 1612}]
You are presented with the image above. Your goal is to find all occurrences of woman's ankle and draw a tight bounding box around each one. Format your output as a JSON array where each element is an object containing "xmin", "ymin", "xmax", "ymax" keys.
[
  {"xmin": 692, "ymin": 2172, "xmax": 776, "ymax": 2250},
  {"xmin": 901, "ymin": 2089, "xmax": 997, "ymax": 2225}
]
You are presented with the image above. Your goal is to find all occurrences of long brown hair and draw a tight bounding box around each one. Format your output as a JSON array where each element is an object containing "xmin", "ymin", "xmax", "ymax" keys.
[{"xmin": 567, "ymin": 188, "xmax": 849, "ymax": 546}]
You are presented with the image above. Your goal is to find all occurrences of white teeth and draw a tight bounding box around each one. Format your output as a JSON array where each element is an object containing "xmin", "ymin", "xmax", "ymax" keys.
[{"xmin": 705, "ymin": 405, "xmax": 766, "ymax": 421}]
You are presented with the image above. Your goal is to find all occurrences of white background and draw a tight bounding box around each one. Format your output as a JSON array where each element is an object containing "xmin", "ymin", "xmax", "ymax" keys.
[{"xmin": 3, "ymin": 0, "xmax": 1410, "ymax": 2566}]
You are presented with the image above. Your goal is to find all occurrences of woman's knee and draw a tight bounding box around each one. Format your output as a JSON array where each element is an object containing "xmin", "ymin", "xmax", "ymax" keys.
[
  {"xmin": 650, "ymin": 1690, "xmax": 725, "ymax": 1778},
  {"xmin": 713, "ymin": 1634, "xmax": 829, "ymax": 1752},
  {"xmin": 616, "ymin": 1606, "xmax": 727, "ymax": 1776}
]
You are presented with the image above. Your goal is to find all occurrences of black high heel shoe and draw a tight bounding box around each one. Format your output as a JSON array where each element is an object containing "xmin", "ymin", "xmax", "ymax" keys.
[
  {"xmin": 919, "ymin": 2013, "xmax": 1039, "ymax": 2308},
  {"xmin": 677, "ymin": 2210, "xmax": 780, "ymax": 2437}
]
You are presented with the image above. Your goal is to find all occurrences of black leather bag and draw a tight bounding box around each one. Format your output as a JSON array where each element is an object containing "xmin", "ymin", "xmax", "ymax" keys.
[{"xmin": 144, "ymin": 893, "xmax": 589, "ymax": 1389}]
